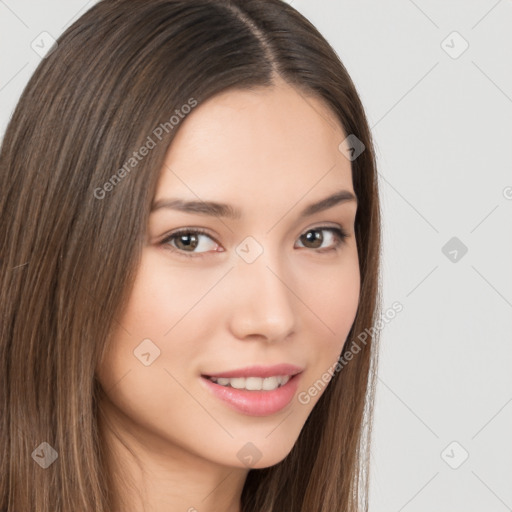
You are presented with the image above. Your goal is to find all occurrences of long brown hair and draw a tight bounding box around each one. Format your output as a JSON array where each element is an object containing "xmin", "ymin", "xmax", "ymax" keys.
[{"xmin": 0, "ymin": 1, "xmax": 381, "ymax": 510}]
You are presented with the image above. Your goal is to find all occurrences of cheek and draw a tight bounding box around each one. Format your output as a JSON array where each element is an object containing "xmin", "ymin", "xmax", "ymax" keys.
[
  {"xmin": 294, "ymin": 250, "xmax": 360, "ymax": 399},
  {"xmin": 119, "ymin": 252, "xmax": 223, "ymax": 342},
  {"xmin": 297, "ymin": 248, "xmax": 360, "ymax": 338},
  {"xmin": 94, "ymin": 253, "xmax": 215, "ymax": 447},
  {"xmin": 96, "ymin": 253, "xmax": 207, "ymax": 392}
]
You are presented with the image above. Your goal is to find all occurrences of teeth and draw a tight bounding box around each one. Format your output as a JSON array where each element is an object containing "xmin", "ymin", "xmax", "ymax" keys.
[{"xmin": 208, "ymin": 375, "xmax": 291, "ymax": 391}]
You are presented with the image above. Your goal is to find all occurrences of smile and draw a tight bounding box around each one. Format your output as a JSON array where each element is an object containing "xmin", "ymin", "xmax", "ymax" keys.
[
  {"xmin": 200, "ymin": 373, "xmax": 302, "ymax": 416},
  {"xmin": 205, "ymin": 375, "xmax": 291, "ymax": 391}
]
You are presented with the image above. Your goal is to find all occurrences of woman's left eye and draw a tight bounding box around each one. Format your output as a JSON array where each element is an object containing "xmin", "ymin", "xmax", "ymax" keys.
[
  {"xmin": 160, "ymin": 226, "xmax": 349, "ymax": 258},
  {"xmin": 296, "ymin": 227, "xmax": 349, "ymax": 252}
]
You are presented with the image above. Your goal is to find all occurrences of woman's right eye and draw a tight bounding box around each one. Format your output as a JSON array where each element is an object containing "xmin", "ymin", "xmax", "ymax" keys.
[{"xmin": 160, "ymin": 228, "xmax": 220, "ymax": 258}]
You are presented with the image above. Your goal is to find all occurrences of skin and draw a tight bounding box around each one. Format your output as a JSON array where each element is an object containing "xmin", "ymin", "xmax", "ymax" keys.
[{"xmin": 96, "ymin": 77, "xmax": 360, "ymax": 512}]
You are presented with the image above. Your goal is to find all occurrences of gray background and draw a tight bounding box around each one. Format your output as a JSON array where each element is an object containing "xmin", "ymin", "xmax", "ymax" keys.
[{"xmin": 1, "ymin": 1, "xmax": 511, "ymax": 510}]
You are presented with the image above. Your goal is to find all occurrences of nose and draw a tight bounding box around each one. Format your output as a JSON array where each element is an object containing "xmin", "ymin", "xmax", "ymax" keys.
[{"xmin": 227, "ymin": 252, "xmax": 297, "ymax": 343}]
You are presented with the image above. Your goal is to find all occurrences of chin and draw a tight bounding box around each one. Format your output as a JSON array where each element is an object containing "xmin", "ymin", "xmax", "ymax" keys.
[{"xmin": 226, "ymin": 437, "xmax": 298, "ymax": 470}]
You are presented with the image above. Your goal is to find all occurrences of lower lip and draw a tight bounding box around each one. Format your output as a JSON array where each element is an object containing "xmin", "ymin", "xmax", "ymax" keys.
[{"xmin": 200, "ymin": 373, "xmax": 302, "ymax": 417}]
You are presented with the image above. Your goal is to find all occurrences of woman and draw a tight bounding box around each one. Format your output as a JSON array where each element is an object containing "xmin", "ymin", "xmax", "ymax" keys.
[{"xmin": 0, "ymin": 0, "xmax": 382, "ymax": 510}]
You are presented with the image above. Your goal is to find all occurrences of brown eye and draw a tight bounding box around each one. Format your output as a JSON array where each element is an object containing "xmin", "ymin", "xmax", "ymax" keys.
[
  {"xmin": 161, "ymin": 228, "xmax": 219, "ymax": 257},
  {"xmin": 299, "ymin": 229, "xmax": 323, "ymax": 249},
  {"xmin": 174, "ymin": 232, "xmax": 199, "ymax": 251},
  {"xmin": 296, "ymin": 227, "xmax": 348, "ymax": 251}
]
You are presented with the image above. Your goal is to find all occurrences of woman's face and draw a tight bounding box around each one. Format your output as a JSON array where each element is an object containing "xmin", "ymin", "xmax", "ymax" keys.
[{"xmin": 96, "ymin": 79, "xmax": 360, "ymax": 471}]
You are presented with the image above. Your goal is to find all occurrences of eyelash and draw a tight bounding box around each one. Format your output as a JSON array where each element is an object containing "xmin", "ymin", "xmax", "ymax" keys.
[{"xmin": 160, "ymin": 226, "xmax": 349, "ymax": 259}]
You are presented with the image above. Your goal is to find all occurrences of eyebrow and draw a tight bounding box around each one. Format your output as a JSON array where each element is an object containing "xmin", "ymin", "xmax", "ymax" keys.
[{"xmin": 150, "ymin": 189, "xmax": 357, "ymax": 219}]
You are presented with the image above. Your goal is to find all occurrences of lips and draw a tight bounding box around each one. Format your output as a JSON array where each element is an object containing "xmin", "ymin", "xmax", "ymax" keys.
[{"xmin": 200, "ymin": 371, "xmax": 303, "ymax": 416}]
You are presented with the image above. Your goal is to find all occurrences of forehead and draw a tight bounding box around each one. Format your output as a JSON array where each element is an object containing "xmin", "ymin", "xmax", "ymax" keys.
[{"xmin": 155, "ymin": 82, "xmax": 353, "ymax": 208}]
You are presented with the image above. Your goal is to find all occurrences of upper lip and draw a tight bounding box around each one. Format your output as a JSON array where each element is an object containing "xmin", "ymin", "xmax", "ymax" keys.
[{"xmin": 202, "ymin": 364, "xmax": 304, "ymax": 379}]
